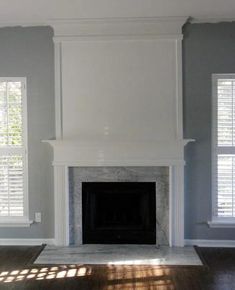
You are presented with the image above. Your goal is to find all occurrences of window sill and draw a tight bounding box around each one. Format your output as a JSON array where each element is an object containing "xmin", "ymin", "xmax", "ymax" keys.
[
  {"xmin": 0, "ymin": 218, "xmax": 33, "ymax": 227},
  {"xmin": 208, "ymin": 220, "xmax": 235, "ymax": 228}
]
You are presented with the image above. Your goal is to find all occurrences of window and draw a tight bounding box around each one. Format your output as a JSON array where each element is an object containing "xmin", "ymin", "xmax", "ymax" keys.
[
  {"xmin": 0, "ymin": 78, "xmax": 30, "ymax": 226},
  {"xmin": 211, "ymin": 74, "xmax": 235, "ymax": 226}
]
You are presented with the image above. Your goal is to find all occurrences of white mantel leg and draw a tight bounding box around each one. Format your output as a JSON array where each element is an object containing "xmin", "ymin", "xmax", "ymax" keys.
[{"xmin": 54, "ymin": 165, "xmax": 69, "ymax": 246}]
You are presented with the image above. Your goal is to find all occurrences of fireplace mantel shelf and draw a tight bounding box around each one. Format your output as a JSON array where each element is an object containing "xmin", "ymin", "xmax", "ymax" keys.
[
  {"xmin": 42, "ymin": 138, "xmax": 194, "ymax": 146},
  {"xmin": 42, "ymin": 138, "xmax": 194, "ymax": 167}
]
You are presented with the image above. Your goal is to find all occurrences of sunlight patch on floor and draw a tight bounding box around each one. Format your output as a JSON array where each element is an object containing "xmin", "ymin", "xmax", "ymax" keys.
[{"xmin": 0, "ymin": 265, "xmax": 92, "ymax": 283}]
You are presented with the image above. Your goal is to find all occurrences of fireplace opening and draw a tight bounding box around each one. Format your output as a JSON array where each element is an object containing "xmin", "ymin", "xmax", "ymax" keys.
[{"xmin": 82, "ymin": 182, "xmax": 156, "ymax": 244}]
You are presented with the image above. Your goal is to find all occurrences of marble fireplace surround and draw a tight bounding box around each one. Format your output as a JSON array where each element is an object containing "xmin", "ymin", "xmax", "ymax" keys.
[{"xmin": 69, "ymin": 167, "xmax": 169, "ymax": 246}]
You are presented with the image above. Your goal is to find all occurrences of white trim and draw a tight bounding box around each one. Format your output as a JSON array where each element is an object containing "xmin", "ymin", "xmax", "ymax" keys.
[
  {"xmin": 22, "ymin": 78, "xmax": 29, "ymax": 220},
  {"xmin": 185, "ymin": 239, "xmax": 235, "ymax": 247},
  {"xmin": 52, "ymin": 159, "xmax": 186, "ymax": 167},
  {"xmin": 175, "ymin": 39, "xmax": 183, "ymax": 139},
  {"xmin": 0, "ymin": 217, "xmax": 33, "ymax": 227},
  {"xmin": 43, "ymin": 139, "xmax": 194, "ymax": 168},
  {"xmin": 190, "ymin": 16, "xmax": 235, "ymax": 23},
  {"xmin": 168, "ymin": 168, "xmax": 173, "ymax": 247},
  {"xmin": 50, "ymin": 17, "xmax": 187, "ymax": 42},
  {"xmin": 0, "ymin": 239, "xmax": 55, "ymax": 246},
  {"xmin": 0, "ymin": 21, "xmax": 46, "ymax": 28},
  {"xmin": 208, "ymin": 218, "xmax": 235, "ymax": 228},
  {"xmin": 211, "ymin": 74, "xmax": 235, "ymax": 221},
  {"xmin": 54, "ymin": 42, "xmax": 63, "ymax": 139},
  {"xmin": 211, "ymin": 74, "xmax": 218, "ymax": 219},
  {"xmin": 64, "ymin": 166, "xmax": 70, "ymax": 245},
  {"xmin": 53, "ymin": 35, "xmax": 184, "ymax": 42},
  {"xmin": 1, "ymin": 16, "xmax": 235, "ymax": 29},
  {"xmin": 0, "ymin": 78, "xmax": 29, "ymax": 222}
]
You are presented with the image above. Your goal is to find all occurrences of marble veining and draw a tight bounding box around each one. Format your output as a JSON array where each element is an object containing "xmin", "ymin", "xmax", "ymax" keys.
[
  {"xmin": 34, "ymin": 245, "xmax": 202, "ymax": 266},
  {"xmin": 69, "ymin": 167, "xmax": 169, "ymax": 245}
]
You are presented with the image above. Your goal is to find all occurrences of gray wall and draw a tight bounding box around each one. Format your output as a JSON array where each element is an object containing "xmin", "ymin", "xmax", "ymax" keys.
[
  {"xmin": 183, "ymin": 22, "xmax": 235, "ymax": 240},
  {"xmin": 0, "ymin": 27, "xmax": 55, "ymax": 238},
  {"xmin": 2, "ymin": 23, "xmax": 235, "ymax": 241}
]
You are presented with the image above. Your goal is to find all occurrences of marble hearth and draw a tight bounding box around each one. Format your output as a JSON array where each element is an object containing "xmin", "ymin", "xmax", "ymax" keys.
[{"xmin": 69, "ymin": 167, "xmax": 169, "ymax": 246}]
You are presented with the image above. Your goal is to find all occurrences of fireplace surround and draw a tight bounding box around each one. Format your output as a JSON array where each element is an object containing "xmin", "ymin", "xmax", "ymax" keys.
[
  {"xmin": 44, "ymin": 139, "xmax": 192, "ymax": 247},
  {"xmin": 69, "ymin": 167, "xmax": 169, "ymax": 246}
]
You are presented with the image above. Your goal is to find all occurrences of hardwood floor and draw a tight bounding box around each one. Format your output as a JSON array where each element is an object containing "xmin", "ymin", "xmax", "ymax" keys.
[
  {"xmin": 0, "ymin": 245, "xmax": 44, "ymax": 270},
  {"xmin": 0, "ymin": 246, "xmax": 234, "ymax": 289}
]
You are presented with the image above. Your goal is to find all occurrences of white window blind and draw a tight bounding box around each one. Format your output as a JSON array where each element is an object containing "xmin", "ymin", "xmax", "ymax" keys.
[
  {"xmin": 212, "ymin": 75, "xmax": 235, "ymax": 219},
  {"xmin": 0, "ymin": 78, "xmax": 28, "ymax": 220}
]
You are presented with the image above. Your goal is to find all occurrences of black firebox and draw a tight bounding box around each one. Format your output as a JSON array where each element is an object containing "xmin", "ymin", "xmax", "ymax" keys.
[{"xmin": 82, "ymin": 182, "xmax": 156, "ymax": 244}]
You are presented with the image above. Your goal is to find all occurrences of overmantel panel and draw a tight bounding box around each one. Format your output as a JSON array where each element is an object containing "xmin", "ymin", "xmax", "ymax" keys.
[
  {"xmin": 51, "ymin": 17, "xmax": 186, "ymax": 142},
  {"xmin": 61, "ymin": 38, "xmax": 177, "ymax": 141}
]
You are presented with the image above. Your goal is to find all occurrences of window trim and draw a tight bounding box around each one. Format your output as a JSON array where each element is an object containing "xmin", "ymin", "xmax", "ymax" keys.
[
  {"xmin": 210, "ymin": 73, "xmax": 235, "ymax": 227},
  {"xmin": 0, "ymin": 77, "xmax": 32, "ymax": 227}
]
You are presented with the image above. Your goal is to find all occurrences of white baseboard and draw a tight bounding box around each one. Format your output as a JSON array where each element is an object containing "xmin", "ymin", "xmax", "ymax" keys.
[
  {"xmin": 185, "ymin": 239, "xmax": 235, "ymax": 247},
  {"xmin": 0, "ymin": 239, "xmax": 55, "ymax": 246}
]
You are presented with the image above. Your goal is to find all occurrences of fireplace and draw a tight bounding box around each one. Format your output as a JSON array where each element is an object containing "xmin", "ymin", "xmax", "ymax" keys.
[
  {"xmin": 68, "ymin": 167, "xmax": 169, "ymax": 246},
  {"xmin": 44, "ymin": 17, "xmax": 189, "ymax": 246},
  {"xmin": 82, "ymin": 182, "xmax": 156, "ymax": 244}
]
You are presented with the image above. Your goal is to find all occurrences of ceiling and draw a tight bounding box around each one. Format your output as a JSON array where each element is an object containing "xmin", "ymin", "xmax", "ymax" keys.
[{"xmin": 1, "ymin": 0, "xmax": 235, "ymax": 25}]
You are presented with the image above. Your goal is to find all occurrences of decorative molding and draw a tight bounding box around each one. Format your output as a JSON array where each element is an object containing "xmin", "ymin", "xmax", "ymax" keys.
[
  {"xmin": 185, "ymin": 239, "xmax": 235, "ymax": 247},
  {"xmin": 50, "ymin": 17, "xmax": 188, "ymax": 42},
  {"xmin": 190, "ymin": 16, "xmax": 235, "ymax": 24},
  {"xmin": 52, "ymin": 159, "xmax": 186, "ymax": 167},
  {"xmin": 175, "ymin": 39, "xmax": 183, "ymax": 139},
  {"xmin": 0, "ymin": 21, "xmax": 47, "ymax": 28},
  {"xmin": 43, "ymin": 139, "xmax": 194, "ymax": 167},
  {"xmin": 54, "ymin": 42, "xmax": 63, "ymax": 139},
  {"xmin": 1, "ymin": 16, "xmax": 235, "ymax": 29},
  {"xmin": 0, "ymin": 239, "xmax": 55, "ymax": 246}
]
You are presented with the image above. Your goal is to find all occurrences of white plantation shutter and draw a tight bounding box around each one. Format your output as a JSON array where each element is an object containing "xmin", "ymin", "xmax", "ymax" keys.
[
  {"xmin": 212, "ymin": 74, "xmax": 235, "ymax": 220},
  {"xmin": 0, "ymin": 78, "xmax": 28, "ymax": 221}
]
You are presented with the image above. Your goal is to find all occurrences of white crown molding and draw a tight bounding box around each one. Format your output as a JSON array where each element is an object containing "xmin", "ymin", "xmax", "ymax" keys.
[
  {"xmin": 0, "ymin": 239, "xmax": 55, "ymax": 246},
  {"xmin": 190, "ymin": 16, "xmax": 235, "ymax": 23},
  {"xmin": 0, "ymin": 21, "xmax": 47, "ymax": 28},
  {"xmin": 49, "ymin": 17, "xmax": 188, "ymax": 41},
  {"xmin": 185, "ymin": 239, "xmax": 235, "ymax": 247},
  {"xmin": 0, "ymin": 15, "xmax": 235, "ymax": 29}
]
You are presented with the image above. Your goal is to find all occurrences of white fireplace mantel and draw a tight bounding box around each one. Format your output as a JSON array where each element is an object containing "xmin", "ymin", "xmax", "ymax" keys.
[
  {"xmin": 46, "ymin": 16, "xmax": 191, "ymax": 247},
  {"xmin": 43, "ymin": 139, "xmax": 193, "ymax": 166},
  {"xmin": 44, "ymin": 138, "xmax": 194, "ymax": 247}
]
